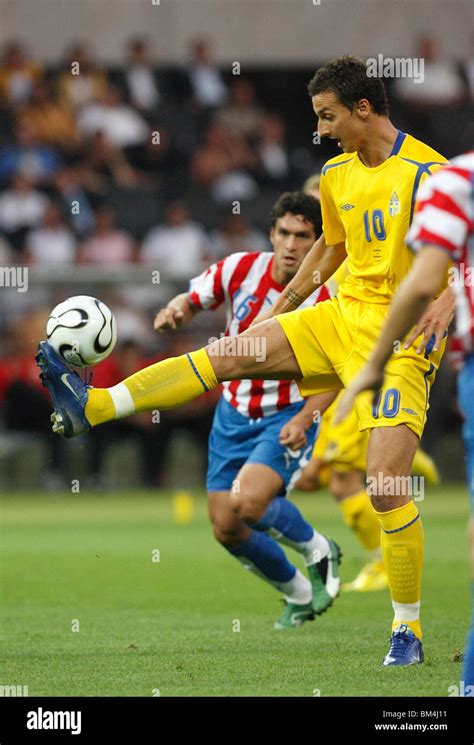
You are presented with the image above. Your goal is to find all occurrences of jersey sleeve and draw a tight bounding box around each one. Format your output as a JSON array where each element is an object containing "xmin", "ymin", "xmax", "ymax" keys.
[
  {"xmin": 188, "ymin": 259, "xmax": 226, "ymax": 310},
  {"xmin": 407, "ymin": 165, "xmax": 471, "ymax": 261},
  {"xmin": 319, "ymin": 170, "xmax": 346, "ymax": 246}
]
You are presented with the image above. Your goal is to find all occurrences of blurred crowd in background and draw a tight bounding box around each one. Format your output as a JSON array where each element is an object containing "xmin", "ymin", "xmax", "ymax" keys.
[{"xmin": 0, "ymin": 35, "xmax": 472, "ymax": 489}]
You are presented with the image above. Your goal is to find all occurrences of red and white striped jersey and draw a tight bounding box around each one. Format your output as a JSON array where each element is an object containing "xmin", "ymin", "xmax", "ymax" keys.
[
  {"xmin": 407, "ymin": 152, "xmax": 474, "ymax": 354},
  {"xmin": 188, "ymin": 251, "xmax": 331, "ymax": 418}
]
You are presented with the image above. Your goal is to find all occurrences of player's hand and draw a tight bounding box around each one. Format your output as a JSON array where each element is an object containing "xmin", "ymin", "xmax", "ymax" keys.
[
  {"xmin": 153, "ymin": 306, "xmax": 184, "ymax": 332},
  {"xmin": 279, "ymin": 420, "xmax": 307, "ymax": 451},
  {"xmin": 403, "ymin": 287, "xmax": 455, "ymax": 354},
  {"xmin": 333, "ymin": 364, "xmax": 384, "ymax": 425}
]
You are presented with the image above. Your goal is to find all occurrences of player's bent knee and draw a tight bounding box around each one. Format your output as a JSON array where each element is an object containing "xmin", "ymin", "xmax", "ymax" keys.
[
  {"xmin": 211, "ymin": 521, "xmax": 246, "ymax": 548},
  {"xmin": 229, "ymin": 490, "xmax": 265, "ymax": 525}
]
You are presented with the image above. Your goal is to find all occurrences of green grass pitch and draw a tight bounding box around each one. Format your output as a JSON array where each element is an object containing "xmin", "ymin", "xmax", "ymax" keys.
[{"xmin": 1, "ymin": 486, "xmax": 470, "ymax": 697}]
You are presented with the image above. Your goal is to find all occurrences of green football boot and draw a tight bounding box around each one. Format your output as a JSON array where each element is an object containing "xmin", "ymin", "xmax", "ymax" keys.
[
  {"xmin": 273, "ymin": 600, "xmax": 314, "ymax": 630},
  {"xmin": 307, "ymin": 538, "xmax": 342, "ymax": 615}
]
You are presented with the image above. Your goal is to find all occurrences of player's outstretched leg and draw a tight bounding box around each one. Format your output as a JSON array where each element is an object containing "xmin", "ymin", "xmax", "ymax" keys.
[
  {"xmin": 367, "ymin": 426, "xmax": 424, "ymax": 667},
  {"xmin": 36, "ymin": 320, "xmax": 301, "ymax": 437},
  {"xmin": 208, "ymin": 492, "xmax": 314, "ymax": 630}
]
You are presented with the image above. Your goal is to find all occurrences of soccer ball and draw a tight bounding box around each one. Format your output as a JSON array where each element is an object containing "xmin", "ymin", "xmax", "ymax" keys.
[{"xmin": 46, "ymin": 295, "xmax": 117, "ymax": 367}]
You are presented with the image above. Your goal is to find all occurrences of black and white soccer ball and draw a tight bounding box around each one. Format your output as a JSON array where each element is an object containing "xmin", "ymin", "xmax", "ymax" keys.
[{"xmin": 46, "ymin": 295, "xmax": 117, "ymax": 367}]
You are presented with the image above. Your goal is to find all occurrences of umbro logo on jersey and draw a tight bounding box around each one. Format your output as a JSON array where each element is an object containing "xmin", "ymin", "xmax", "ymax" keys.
[
  {"xmin": 389, "ymin": 191, "xmax": 401, "ymax": 216},
  {"xmin": 341, "ymin": 203, "xmax": 355, "ymax": 211}
]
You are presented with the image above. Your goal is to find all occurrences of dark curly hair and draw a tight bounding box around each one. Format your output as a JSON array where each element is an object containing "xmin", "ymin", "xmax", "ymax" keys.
[
  {"xmin": 270, "ymin": 191, "xmax": 322, "ymax": 236},
  {"xmin": 307, "ymin": 55, "xmax": 389, "ymax": 116}
]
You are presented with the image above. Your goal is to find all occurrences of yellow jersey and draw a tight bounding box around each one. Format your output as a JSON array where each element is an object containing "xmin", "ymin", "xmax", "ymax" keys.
[{"xmin": 320, "ymin": 131, "xmax": 447, "ymax": 303}]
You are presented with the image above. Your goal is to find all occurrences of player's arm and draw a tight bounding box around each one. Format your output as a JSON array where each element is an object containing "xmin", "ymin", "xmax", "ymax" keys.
[
  {"xmin": 335, "ymin": 246, "xmax": 450, "ymax": 423},
  {"xmin": 255, "ymin": 170, "xmax": 347, "ymax": 321},
  {"xmin": 154, "ymin": 292, "xmax": 200, "ymax": 332},
  {"xmin": 402, "ymin": 285, "xmax": 455, "ymax": 354},
  {"xmin": 279, "ymin": 389, "xmax": 339, "ymax": 450},
  {"xmin": 154, "ymin": 257, "xmax": 227, "ymax": 331},
  {"xmin": 278, "ymin": 235, "xmax": 347, "ymax": 313},
  {"xmin": 253, "ymin": 235, "xmax": 347, "ymax": 325}
]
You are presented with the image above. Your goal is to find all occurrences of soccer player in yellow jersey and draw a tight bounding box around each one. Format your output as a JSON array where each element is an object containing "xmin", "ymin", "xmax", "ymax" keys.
[
  {"xmin": 295, "ymin": 222, "xmax": 440, "ymax": 593},
  {"xmin": 37, "ymin": 56, "xmax": 455, "ymax": 666}
]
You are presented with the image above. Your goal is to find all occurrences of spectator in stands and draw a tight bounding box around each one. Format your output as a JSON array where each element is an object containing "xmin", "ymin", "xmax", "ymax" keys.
[
  {"xmin": 17, "ymin": 80, "xmax": 79, "ymax": 151},
  {"xmin": 25, "ymin": 201, "xmax": 77, "ymax": 265},
  {"xmin": 191, "ymin": 121, "xmax": 259, "ymax": 201},
  {"xmin": 79, "ymin": 205, "xmax": 136, "ymax": 264},
  {"xmin": 78, "ymin": 83, "xmax": 149, "ymax": 149},
  {"xmin": 0, "ymin": 40, "xmax": 42, "ymax": 106},
  {"xmin": 191, "ymin": 122, "xmax": 235, "ymax": 187},
  {"xmin": 53, "ymin": 166, "xmax": 96, "ymax": 237},
  {"xmin": 393, "ymin": 35, "xmax": 466, "ymax": 107},
  {"xmin": 187, "ymin": 38, "xmax": 227, "ymax": 108},
  {"xmin": 214, "ymin": 79, "xmax": 264, "ymax": 140},
  {"xmin": 0, "ymin": 120, "xmax": 62, "ymax": 186},
  {"xmin": 127, "ymin": 125, "xmax": 183, "ymax": 191},
  {"xmin": 257, "ymin": 114, "xmax": 290, "ymax": 184},
  {"xmin": 80, "ymin": 130, "xmax": 141, "ymax": 190},
  {"xmin": 209, "ymin": 213, "xmax": 267, "ymax": 259},
  {"xmin": 141, "ymin": 200, "xmax": 207, "ymax": 278},
  {"xmin": 122, "ymin": 37, "xmax": 162, "ymax": 116},
  {"xmin": 0, "ymin": 172, "xmax": 48, "ymax": 252},
  {"xmin": 57, "ymin": 42, "xmax": 107, "ymax": 111}
]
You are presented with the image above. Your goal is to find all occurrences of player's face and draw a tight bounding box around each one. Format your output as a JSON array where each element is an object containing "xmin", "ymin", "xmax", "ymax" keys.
[
  {"xmin": 312, "ymin": 91, "xmax": 366, "ymax": 153},
  {"xmin": 270, "ymin": 213, "xmax": 316, "ymax": 278}
]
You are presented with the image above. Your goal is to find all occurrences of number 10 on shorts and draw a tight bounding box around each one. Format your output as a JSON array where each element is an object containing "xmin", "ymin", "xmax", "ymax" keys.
[{"xmin": 372, "ymin": 388, "xmax": 401, "ymax": 419}]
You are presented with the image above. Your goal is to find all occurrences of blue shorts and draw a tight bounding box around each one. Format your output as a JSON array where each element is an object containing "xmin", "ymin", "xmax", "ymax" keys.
[
  {"xmin": 458, "ymin": 354, "xmax": 474, "ymax": 512},
  {"xmin": 207, "ymin": 397, "xmax": 319, "ymax": 496}
]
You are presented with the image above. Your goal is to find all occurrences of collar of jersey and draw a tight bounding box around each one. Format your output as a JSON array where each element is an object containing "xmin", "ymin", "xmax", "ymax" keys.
[{"xmin": 355, "ymin": 130, "xmax": 407, "ymax": 173}]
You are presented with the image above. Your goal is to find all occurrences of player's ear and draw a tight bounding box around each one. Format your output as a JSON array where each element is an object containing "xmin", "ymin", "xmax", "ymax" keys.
[{"xmin": 356, "ymin": 99, "xmax": 371, "ymax": 118}]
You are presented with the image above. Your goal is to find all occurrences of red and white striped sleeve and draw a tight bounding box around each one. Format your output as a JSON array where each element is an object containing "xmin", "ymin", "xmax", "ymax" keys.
[
  {"xmin": 188, "ymin": 260, "xmax": 225, "ymax": 310},
  {"xmin": 406, "ymin": 154, "xmax": 474, "ymax": 261},
  {"xmin": 188, "ymin": 252, "xmax": 251, "ymax": 310}
]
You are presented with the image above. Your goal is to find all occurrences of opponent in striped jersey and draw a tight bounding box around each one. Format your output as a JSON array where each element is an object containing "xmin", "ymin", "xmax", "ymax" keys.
[
  {"xmin": 189, "ymin": 250, "xmax": 330, "ymax": 418},
  {"xmin": 154, "ymin": 191, "xmax": 341, "ymax": 629},
  {"xmin": 337, "ymin": 152, "xmax": 474, "ymax": 676}
]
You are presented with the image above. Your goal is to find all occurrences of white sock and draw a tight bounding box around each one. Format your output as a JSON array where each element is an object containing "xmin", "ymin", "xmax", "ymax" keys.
[
  {"xmin": 267, "ymin": 527, "xmax": 330, "ymax": 565},
  {"xmin": 301, "ymin": 531, "xmax": 330, "ymax": 566},
  {"xmin": 280, "ymin": 569, "xmax": 312, "ymax": 604},
  {"xmin": 392, "ymin": 601, "xmax": 420, "ymax": 623}
]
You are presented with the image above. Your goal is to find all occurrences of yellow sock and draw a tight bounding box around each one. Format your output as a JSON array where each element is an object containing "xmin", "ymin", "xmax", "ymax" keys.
[
  {"xmin": 376, "ymin": 501, "xmax": 424, "ymax": 639},
  {"xmin": 339, "ymin": 489, "xmax": 381, "ymax": 552},
  {"xmin": 85, "ymin": 349, "xmax": 218, "ymax": 427}
]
